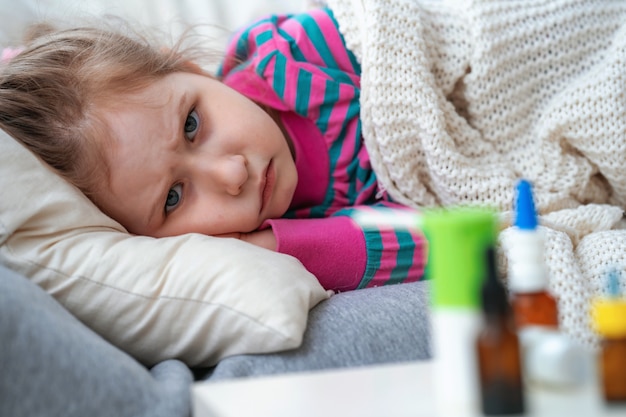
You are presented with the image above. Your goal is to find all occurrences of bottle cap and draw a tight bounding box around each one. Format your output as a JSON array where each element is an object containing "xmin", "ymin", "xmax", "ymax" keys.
[
  {"xmin": 514, "ymin": 179, "xmax": 538, "ymax": 230},
  {"xmin": 591, "ymin": 299, "xmax": 626, "ymax": 338},
  {"xmin": 423, "ymin": 208, "xmax": 498, "ymax": 309}
]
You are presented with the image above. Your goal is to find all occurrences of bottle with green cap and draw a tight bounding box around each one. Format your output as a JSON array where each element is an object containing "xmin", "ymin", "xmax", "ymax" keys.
[
  {"xmin": 591, "ymin": 270, "xmax": 626, "ymax": 403},
  {"xmin": 423, "ymin": 207, "xmax": 498, "ymax": 416}
]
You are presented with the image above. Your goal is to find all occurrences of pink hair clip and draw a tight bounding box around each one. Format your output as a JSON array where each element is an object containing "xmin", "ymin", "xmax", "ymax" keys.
[{"xmin": 1, "ymin": 47, "xmax": 25, "ymax": 64}]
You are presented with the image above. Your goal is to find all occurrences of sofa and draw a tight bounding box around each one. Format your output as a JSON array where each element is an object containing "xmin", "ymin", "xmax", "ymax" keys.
[{"xmin": 0, "ymin": 264, "xmax": 431, "ymax": 417}]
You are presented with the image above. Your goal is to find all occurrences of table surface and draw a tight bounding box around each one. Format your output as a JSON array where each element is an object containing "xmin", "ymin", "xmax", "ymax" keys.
[{"xmin": 192, "ymin": 360, "xmax": 626, "ymax": 417}]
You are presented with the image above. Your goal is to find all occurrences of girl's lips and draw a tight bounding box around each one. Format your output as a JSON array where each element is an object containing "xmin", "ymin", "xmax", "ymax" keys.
[{"xmin": 260, "ymin": 159, "xmax": 275, "ymax": 214}]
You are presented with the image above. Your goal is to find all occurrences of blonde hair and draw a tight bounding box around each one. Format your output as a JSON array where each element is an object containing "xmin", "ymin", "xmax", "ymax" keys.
[{"xmin": 0, "ymin": 20, "xmax": 209, "ymax": 196}]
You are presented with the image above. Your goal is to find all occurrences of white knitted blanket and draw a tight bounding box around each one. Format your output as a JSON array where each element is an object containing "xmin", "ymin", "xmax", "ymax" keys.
[{"xmin": 326, "ymin": 0, "xmax": 626, "ymax": 348}]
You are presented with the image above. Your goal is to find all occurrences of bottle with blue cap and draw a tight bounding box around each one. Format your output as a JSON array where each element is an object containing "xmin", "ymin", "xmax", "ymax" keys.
[
  {"xmin": 507, "ymin": 179, "xmax": 559, "ymax": 333},
  {"xmin": 507, "ymin": 180, "xmax": 596, "ymax": 389}
]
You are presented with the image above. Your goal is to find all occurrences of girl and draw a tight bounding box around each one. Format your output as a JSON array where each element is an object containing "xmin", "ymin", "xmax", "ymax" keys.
[{"xmin": 0, "ymin": 8, "xmax": 426, "ymax": 291}]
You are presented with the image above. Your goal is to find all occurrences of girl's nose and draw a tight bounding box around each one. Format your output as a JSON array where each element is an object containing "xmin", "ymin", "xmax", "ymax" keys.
[{"xmin": 215, "ymin": 154, "xmax": 248, "ymax": 196}]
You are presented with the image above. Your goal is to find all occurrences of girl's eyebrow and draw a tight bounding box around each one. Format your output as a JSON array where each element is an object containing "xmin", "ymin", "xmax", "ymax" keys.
[
  {"xmin": 176, "ymin": 91, "xmax": 189, "ymax": 137},
  {"xmin": 165, "ymin": 91, "xmax": 190, "ymax": 149},
  {"xmin": 146, "ymin": 176, "xmax": 169, "ymax": 230},
  {"xmin": 147, "ymin": 199, "xmax": 162, "ymax": 229}
]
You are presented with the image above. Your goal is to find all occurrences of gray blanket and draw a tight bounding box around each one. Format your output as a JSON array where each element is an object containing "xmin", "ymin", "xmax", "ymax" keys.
[{"xmin": 0, "ymin": 265, "xmax": 193, "ymax": 417}]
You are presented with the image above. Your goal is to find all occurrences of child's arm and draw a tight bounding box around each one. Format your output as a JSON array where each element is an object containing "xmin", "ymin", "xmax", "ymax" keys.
[{"xmin": 263, "ymin": 203, "xmax": 427, "ymax": 291}]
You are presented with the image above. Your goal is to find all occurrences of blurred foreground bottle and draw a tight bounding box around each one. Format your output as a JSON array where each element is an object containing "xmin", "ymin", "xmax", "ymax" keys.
[
  {"xmin": 424, "ymin": 208, "xmax": 497, "ymax": 416},
  {"xmin": 591, "ymin": 270, "xmax": 626, "ymax": 404},
  {"xmin": 476, "ymin": 247, "xmax": 525, "ymax": 415},
  {"xmin": 504, "ymin": 180, "xmax": 592, "ymax": 389},
  {"xmin": 506, "ymin": 180, "xmax": 559, "ymax": 339}
]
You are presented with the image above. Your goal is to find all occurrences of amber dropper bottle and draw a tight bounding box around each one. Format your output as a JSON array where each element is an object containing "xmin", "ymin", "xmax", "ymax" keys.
[
  {"xmin": 476, "ymin": 247, "xmax": 525, "ymax": 415},
  {"xmin": 507, "ymin": 180, "xmax": 559, "ymax": 336},
  {"xmin": 591, "ymin": 270, "xmax": 626, "ymax": 403}
]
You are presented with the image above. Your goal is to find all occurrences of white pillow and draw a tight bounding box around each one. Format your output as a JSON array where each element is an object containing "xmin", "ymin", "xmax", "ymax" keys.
[{"xmin": 0, "ymin": 130, "xmax": 328, "ymax": 367}]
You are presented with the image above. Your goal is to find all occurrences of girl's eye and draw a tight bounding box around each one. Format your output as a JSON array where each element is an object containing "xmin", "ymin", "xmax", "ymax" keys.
[
  {"xmin": 165, "ymin": 183, "xmax": 183, "ymax": 213},
  {"xmin": 184, "ymin": 110, "xmax": 200, "ymax": 141}
]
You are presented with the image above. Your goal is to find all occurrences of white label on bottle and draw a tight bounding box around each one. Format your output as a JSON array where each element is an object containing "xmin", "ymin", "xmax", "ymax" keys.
[{"xmin": 432, "ymin": 309, "xmax": 482, "ymax": 417}]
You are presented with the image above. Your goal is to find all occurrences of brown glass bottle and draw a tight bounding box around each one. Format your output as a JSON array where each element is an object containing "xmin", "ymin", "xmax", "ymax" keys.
[
  {"xmin": 476, "ymin": 248, "xmax": 525, "ymax": 415},
  {"xmin": 507, "ymin": 179, "xmax": 560, "ymax": 333},
  {"xmin": 599, "ymin": 338, "xmax": 626, "ymax": 402},
  {"xmin": 592, "ymin": 298, "xmax": 626, "ymax": 403},
  {"xmin": 511, "ymin": 290, "xmax": 559, "ymax": 329}
]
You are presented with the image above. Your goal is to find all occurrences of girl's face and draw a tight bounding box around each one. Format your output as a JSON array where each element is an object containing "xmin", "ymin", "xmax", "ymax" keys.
[{"xmin": 94, "ymin": 71, "xmax": 297, "ymax": 238}]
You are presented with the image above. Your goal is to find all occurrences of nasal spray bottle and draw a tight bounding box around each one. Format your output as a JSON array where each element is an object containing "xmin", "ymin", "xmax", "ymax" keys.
[
  {"xmin": 507, "ymin": 180, "xmax": 588, "ymax": 388},
  {"xmin": 424, "ymin": 208, "xmax": 497, "ymax": 416},
  {"xmin": 507, "ymin": 180, "xmax": 559, "ymax": 339}
]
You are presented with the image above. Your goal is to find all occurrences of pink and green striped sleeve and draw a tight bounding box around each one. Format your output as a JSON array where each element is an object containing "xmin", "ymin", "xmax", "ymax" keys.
[{"xmin": 265, "ymin": 205, "xmax": 427, "ymax": 292}]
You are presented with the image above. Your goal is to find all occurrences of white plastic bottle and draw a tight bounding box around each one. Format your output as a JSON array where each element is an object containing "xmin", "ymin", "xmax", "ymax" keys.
[{"xmin": 424, "ymin": 208, "xmax": 498, "ymax": 416}]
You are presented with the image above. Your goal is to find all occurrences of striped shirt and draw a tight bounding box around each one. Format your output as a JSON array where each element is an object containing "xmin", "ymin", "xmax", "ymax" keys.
[{"xmin": 219, "ymin": 8, "xmax": 426, "ymax": 291}]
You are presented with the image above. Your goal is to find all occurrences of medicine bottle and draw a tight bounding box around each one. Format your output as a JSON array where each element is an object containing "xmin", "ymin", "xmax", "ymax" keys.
[
  {"xmin": 591, "ymin": 273, "xmax": 626, "ymax": 403},
  {"xmin": 506, "ymin": 180, "xmax": 559, "ymax": 335},
  {"xmin": 476, "ymin": 247, "xmax": 525, "ymax": 415},
  {"xmin": 423, "ymin": 208, "xmax": 498, "ymax": 416}
]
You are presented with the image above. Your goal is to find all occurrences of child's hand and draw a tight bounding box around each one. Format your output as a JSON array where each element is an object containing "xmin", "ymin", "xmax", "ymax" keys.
[
  {"xmin": 216, "ymin": 229, "xmax": 277, "ymax": 251},
  {"xmin": 239, "ymin": 229, "xmax": 277, "ymax": 251}
]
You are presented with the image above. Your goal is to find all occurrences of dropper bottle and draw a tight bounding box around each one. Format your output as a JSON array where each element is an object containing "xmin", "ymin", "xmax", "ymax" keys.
[
  {"xmin": 506, "ymin": 180, "xmax": 559, "ymax": 338},
  {"xmin": 591, "ymin": 270, "xmax": 626, "ymax": 403},
  {"xmin": 507, "ymin": 181, "xmax": 592, "ymax": 389},
  {"xmin": 476, "ymin": 247, "xmax": 525, "ymax": 415}
]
